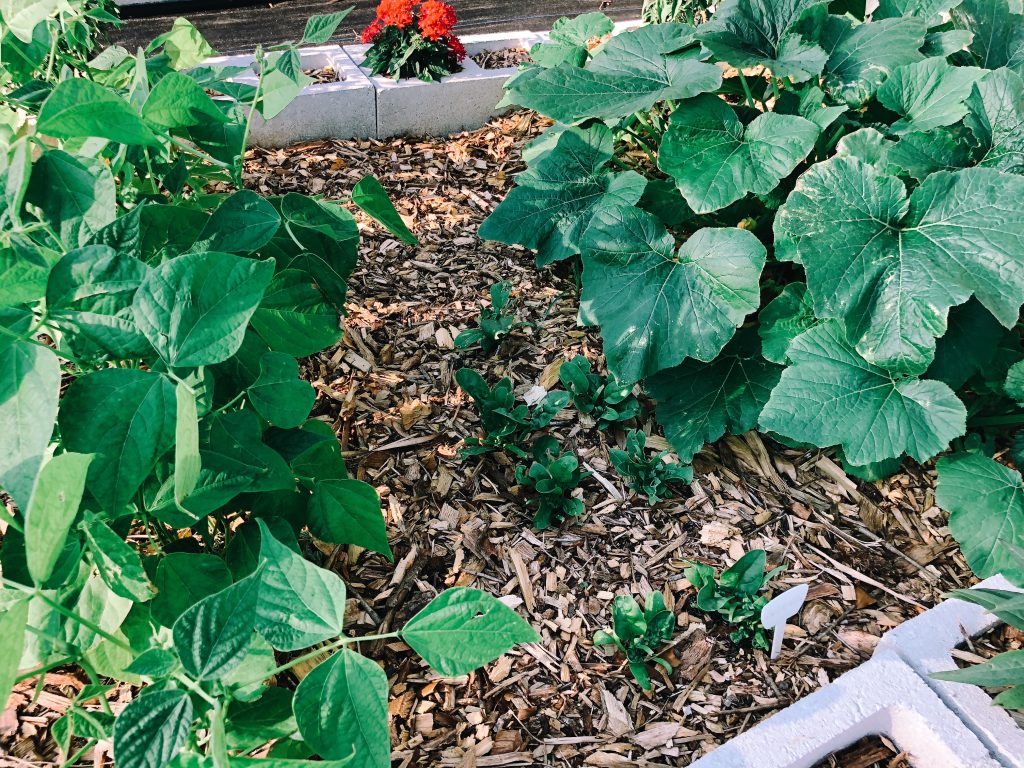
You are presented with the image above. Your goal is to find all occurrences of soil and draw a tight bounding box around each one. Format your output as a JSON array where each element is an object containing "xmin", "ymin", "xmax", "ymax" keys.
[
  {"xmin": 2, "ymin": 111, "xmax": 978, "ymax": 767},
  {"xmin": 471, "ymin": 47, "xmax": 532, "ymax": 69}
]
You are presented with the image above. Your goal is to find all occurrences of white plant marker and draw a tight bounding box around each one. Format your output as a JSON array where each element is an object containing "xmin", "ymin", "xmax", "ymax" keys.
[{"xmin": 760, "ymin": 584, "xmax": 809, "ymax": 660}]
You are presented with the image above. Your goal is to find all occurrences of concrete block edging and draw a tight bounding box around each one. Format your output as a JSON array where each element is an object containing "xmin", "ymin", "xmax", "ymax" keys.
[{"xmin": 689, "ymin": 575, "xmax": 1023, "ymax": 768}]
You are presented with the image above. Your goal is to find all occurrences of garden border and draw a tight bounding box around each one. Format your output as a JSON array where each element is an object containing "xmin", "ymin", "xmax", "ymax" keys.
[
  {"xmin": 690, "ymin": 576, "xmax": 1022, "ymax": 768},
  {"xmin": 203, "ymin": 21, "xmax": 644, "ymax": 145}
]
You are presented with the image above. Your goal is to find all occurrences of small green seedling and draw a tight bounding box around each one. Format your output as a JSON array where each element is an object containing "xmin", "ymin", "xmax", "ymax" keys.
[
  {"xmin": 515, "ymin": 435, "xmax": 590, "ymax": 529},
  {"xmin": 685, "ymin": 549, "xmax": 783, "ymax": 650},
  {"xmin": 594, "ymin": 592, "xmax": 677, "ymax": 690},
  {"xmin": 456, "ymin": 368, "xmax": 568, "ymax": 458},
  {"xmin": 558, "ymin": 355, "xmax": 640, "ymax": 429},
  {"xmin": 455, "ymin": 282, "xmax": 525, "ymax": 354},
  {"xmin": 609, "ymin": 429, "xmax": 692, "ymax": 503}
]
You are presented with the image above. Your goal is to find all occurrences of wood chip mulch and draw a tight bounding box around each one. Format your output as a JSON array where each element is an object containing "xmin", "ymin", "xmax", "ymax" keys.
[
  {"xmin": 470, "ymin": 47, "xmax": 532, "ymax": 70},
  {"xmin": 304, "ymin": 65, "xmax": 343, "ymax": 84},
  {"xmin": 3, "ymin": 112, "xmax": 980, "ymax": 767}
]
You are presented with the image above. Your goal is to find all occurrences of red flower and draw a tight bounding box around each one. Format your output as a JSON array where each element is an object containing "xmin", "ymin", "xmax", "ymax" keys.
[
  {"xmin": 419, "ymin": 0, "xmax": 458, "ymax": 40},
  {"xmin": 376, "ymin": 0, "xmax": 415, "ymax": 28},
  {"xmin": 361, "ymin": 18, "xmax": 384, "ymax": 43},
  {"xmin": 446, "ymin": 35, "xmax": 466, "ymax": 61}
]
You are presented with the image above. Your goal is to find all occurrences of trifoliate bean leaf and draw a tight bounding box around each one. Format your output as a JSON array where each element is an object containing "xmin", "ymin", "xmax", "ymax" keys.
[{"xmin": 247, "ymin": 352, "xmax": 316, "ymax": 429}]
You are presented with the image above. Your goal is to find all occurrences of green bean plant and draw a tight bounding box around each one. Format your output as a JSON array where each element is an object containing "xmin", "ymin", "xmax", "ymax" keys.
[{"xmin": 0, "ymin": 5, "xmax": 537, "ymax": 767}]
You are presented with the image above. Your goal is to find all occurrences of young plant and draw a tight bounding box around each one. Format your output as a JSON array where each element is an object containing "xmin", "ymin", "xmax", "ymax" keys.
[
  {"xmin": 0, "ymin": 7, "xmax": 537, "ymax": 768},
  {"xmin": 479, "ymin": 5, "xmax": 1024, "ymax": 531},
  {"xmin": 360, "ymin": 0, "xmax": 466, "ymax": 82},
  {"xmin": 609, "ymin": 429, "xmax": 692, "ymax": 503},
  {"xmin": 685, "ymin": 550, "xmax": 783, "ymax": 650},
  {"xmin": 593, "ymin": 592, "xmax": 677, "ymax": 690},
  {"xmin": 455, "ymin": 281, "xmax": 525, "ymax": 354},
  {"xmin": 456, "ymin": 368, "xmax": 568, "ymax": 457},
  {"xmin": 514, "ymin": 435, "xmax": 590, "ymax": 529},
  {"xmin": 558, "ymin": 354, "xmax": 641, "ymax": 428}
]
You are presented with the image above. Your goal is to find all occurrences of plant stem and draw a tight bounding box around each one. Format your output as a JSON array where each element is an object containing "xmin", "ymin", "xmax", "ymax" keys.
[
  {"xmin": 968, "ymin": 413, "xmax": 1024, "ymax": 428},
  {"xmin": 738, "ymin": 73, "xmax": 756, "ymax": 109},
  {"xmin": 770, "ymin": 76, "xmax": 781, "ymax": 103}
]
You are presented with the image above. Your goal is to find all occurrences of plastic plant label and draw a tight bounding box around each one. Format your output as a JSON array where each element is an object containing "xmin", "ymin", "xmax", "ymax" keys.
[{"xmin": 760, "ymin": 583, "xmax": 809, "ymax": 660}]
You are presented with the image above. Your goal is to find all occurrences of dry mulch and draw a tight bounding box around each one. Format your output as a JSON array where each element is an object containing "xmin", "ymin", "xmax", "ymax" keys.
[
  {"xmin": 471, "ymin": 48, "xmax": 532, "ymax": 70},
  {"xmin": 812, "ymin": 736, "xmax": 910, "ymax": 768},
  {"xmin": 3, "ymin": 112, "xmax": 978, "ymax": 767},
  {"xmin": 304, "ymin": 65, "xmax": 343, "ymax": 83}
]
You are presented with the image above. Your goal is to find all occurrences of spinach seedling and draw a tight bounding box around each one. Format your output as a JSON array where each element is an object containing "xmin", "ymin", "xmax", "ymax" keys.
[
  {"xmin": 455, "ymin": 282, "xmax": 525, "ymax": 354},
  {"xmin": 685, "ymin": 549, "xmax": 783, "ymax": 650},
  {"xmin": 558, "ymin": 355, "xmax": 640, "ymax": 429},
  {"xmin": 609, "ymin": 429, "xmax": 692, "ymax": 503},
  {"xmin": 594, "ymin": 592, "xmax": 677, "ymax": 690},
  {"xmin": 456, "ymin": 368, "xmax": 568, "ymax": 458},
  {"xmin": 515, "ymin": 435, "xmax": 590, "ymax": 529}
]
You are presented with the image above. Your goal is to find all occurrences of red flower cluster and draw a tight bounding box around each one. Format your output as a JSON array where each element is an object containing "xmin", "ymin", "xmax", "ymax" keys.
[
  {"xmin": 418, "ymin": 0, "xmax": 458, "ymax": 40},
  {"xmin": 376, "ymin": 0, "xmax": 415, "ymax": 29},
  {"xmin": 447, "ymin": 36, "xmax": 466, "ymax": 61},
  {"xmin": 361, "ymin": 0, "xmax": 460, "ymax": 44}
]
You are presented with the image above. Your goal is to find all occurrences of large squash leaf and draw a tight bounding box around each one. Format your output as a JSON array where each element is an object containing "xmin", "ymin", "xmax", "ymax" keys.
[
  {"xmin": 936, "ymin": 452, "xmax": 1024, "ymax": 583},
  {"xmin": 876, "ymin": 58, "xmax": 984, "ymax": 134},
  {"xmin": 647, "ymin": 331, "xmax": 782, "ymax": 463},
  {"xmin": 776, "ymin": 156, "xmax": 1024, "ymax": 376},
  {"xmin": 579, "ymin": 205, "xmax": 765, "ymax": 384},
  {"xmin": 821, "ymin": 15, "xmax": 926, "ymax": 106},
  {"xmin": 759, "ymin": 322, "xmax": 966, "ymax": 464},
  {"xmin": 505, "ymin": 24, "xmax": 722, "ymax": 122},
  {"xmin": 659, "ymin": 94, "xmax": 819, "ymax": 214},
  {"xmin": 697, "ymin": 0, "xmax": 829, "ymax": 81},
  {"xmin": 950, "ymin": 0, "xmax": 1024, "ymax": 73},
  {"xmin": 965, "ymin": 67, "xmax": 1024, "ymax": 174},
  {"xmin": 478, "ymin": 124, "xmax": 646, "ymax": 266}
]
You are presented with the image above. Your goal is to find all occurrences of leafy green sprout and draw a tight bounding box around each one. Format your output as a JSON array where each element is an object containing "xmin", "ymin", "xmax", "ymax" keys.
[
  {"xmin": 456, "ymin": 367, "xmax": 569, "ymax": 458},
  {"xmin": 558, "ymin": 354, "xmax": 641, "ymax": 429},
  {"xmin": 609, "ymin": 429, "xmax": 692, "ymax": 503},
  {"xmin": 514, "ymin": 435, "xmax": 590, "ymax": 529},
  {"xmin": 685, "ymin": 549, "xmax": 783, "ymax": 650},
  {"xmin": 455, "ymin": 281, "xmax": 527, "ymax": 354},
  {"xmin": 593, "ymin": 592, "xmax": 677, "ymax": 690}
]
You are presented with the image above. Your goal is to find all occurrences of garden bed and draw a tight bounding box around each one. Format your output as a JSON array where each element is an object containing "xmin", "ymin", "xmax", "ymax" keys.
[
  {"xmin": 234, "ymin": 112, "xmax": 968, "ymax": 765},
  {"xmin": 0, "ymin": 109, "xmax": 978, "ymax": 768}
]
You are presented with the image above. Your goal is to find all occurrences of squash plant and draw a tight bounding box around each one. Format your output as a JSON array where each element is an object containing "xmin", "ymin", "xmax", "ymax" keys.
[
  {"xmin": 0, "ymin": 5, "xmax": 537, "ymax": 767},
  {"xmin": 482, "ymin": 2, "xmax": 1024, "ymax": 498}
]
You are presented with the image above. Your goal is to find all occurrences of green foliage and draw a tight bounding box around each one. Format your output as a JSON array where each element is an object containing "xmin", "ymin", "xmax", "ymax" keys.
[
  {"xmin": 609, "ymin": 430, "xmax": 692, "ymax": 504},
  {"xmin": 0, "ymin": 6, "xmax": 537, "ymax": 767},
  {"xmin": 685, "ymin": 550, "xmax": 782, "ymax": 650},
  {"xmin": 514, "ymin": 436, "xmax": 590, "ymax": 529},
  {"xmin": 454, "ymin": 281, "xmax": 525, "ymax": 354},
  {"xmin": 456, "ymin": 367, "xmax": 568, "ymax": 457},
  {"xmin": 558, "ymin": 355, "xmax": 640, "ymax": 428},
  {"xmin": 593, "ymin": 592, "xmax": 677, "ymax": 690},
  {"xmin": 481, "ymin": 4, "xmax": 1024, "ymax": 502}
]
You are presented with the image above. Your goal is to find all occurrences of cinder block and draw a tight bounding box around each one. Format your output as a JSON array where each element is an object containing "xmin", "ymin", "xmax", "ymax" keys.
[
  {"xmin": 344, "ymin": 34, "xmax": 539, "ymax": 139},
  {"xmin": 203, "ymin": 46, "xmax": 376, "ymax": 147},
  {"xmin": 877, "ymin": 575, "xmax": 1024, "ymax": 768},
  {"xmin": 689, "ymin": 651, "xmax": 1000, "ymax": 768}
]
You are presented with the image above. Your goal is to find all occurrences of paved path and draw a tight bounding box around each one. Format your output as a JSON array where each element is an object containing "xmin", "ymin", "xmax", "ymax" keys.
[{"xmin": 114, "ymin": 0, "xmax": 643, "ymax": 54}]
